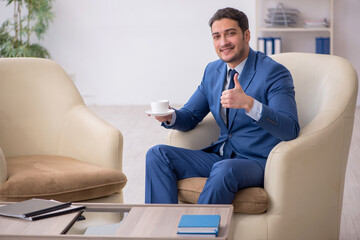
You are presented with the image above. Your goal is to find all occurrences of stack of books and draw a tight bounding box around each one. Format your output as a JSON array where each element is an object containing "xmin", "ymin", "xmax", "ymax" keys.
[
  {"xmin": 177, "ymin": 214, "xmax": 220, "ymax": 237},
  {"xmin": 0, "ymin": 198, "xmax": 85, "ymax": 221},
  {"xmin": 304, "ymin": 18, "xmax": 329, "ymax": 28}
]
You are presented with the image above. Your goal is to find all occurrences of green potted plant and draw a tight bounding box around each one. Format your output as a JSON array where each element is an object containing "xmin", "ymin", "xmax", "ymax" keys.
[{"xmin": 0, "ymin": 0, "xmax": 54, "ymax": 58}]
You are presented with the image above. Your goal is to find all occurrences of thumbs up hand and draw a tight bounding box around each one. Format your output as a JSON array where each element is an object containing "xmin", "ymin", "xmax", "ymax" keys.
[{"xmin": 220, "ymin": 73, "xmax": 254, "ymax": 112}]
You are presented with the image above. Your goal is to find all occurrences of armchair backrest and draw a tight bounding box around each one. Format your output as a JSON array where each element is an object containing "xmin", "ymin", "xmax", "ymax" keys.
[
  {"xmin": 271, "ymin": 53, "xmax": 358, "ymax": 133},
  {"xmin": 0, "ymin": 58, "xmax": 84, "ymax": 157}
]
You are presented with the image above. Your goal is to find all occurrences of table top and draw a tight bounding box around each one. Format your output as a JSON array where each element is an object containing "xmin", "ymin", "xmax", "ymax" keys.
[{"xmin": 0, "ymin": 203, "xmax": 234, "ymax": 240}]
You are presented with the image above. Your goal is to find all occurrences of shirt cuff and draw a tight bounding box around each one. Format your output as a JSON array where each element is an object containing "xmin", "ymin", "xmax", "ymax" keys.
[
  {"xmin": 163, "ymin": 110, "xmax": 177, "ymax": 127},
  {"xmin": 246, "ymin": 99, "xmax": 262, "ymax": 121}
]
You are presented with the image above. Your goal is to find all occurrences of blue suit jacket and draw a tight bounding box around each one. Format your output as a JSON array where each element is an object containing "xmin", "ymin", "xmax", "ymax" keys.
[{"xmin": 165, "ymin": 49, "xmax": 299, "ymax": 169}]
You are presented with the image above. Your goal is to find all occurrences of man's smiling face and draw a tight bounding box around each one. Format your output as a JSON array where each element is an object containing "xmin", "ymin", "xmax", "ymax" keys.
[{"xmin": 211, "ymin": 18, "xmax": 250, "ymax": 69}]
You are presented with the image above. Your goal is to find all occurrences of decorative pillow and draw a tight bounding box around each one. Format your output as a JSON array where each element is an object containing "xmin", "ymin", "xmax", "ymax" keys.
[
  {"xmin": 178, "ymin": 177, "xmax": 269, "ymax": 214},
  {"xmin": 0, "ymin": 155, "xmax": 127, "ymax": 202}
]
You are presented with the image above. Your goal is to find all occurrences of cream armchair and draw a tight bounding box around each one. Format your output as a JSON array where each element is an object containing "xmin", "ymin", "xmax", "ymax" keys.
[
  {"xmin": 0, "ymin": 58, "xmax": 126, "ymax": 203},
  {"xmin": 167, "ymin": 53, "xmax": 358, "ymax": 239}
]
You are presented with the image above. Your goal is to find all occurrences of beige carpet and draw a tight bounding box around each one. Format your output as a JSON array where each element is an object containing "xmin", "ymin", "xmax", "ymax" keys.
[{"xmin": 89, "ymin": 105, "xmax": 360, "ymax": 240}]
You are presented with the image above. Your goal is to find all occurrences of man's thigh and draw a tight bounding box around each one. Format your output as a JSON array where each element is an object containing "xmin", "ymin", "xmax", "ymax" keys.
[
  {"xmin": 210, "ymin": 158, "xmax": 264, "ymax": 189},
  {"xmin": 198, "ymin": 158, "xmax": 264, "ymax": 204},
  {"xmin": 150, "ymin": 144, "xmax": 223, "ymax": 180}
]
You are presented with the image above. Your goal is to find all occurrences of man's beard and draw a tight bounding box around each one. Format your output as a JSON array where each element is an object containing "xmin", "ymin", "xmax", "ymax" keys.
[{"xmin": 223, "ymin": 47, "xmax": 245, "ymax": 64}]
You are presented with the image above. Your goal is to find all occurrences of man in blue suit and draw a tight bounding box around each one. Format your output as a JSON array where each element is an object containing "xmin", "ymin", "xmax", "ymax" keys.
[{"xmin": 145, "ymin": 8, "xmax": 299, "ymax": 204}]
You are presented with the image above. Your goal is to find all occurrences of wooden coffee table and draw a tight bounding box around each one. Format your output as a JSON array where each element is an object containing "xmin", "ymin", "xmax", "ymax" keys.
[{"xmin": 0, "ymin": 203, "xmax": 234, "ymax": 240}]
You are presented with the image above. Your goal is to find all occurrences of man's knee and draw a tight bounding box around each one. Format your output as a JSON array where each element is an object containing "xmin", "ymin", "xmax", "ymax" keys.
[
  {"xmin": 211, "ymin": 160, "xmax": 237, "ymax": 177},
  {"xmin": 146, "ymin": 144, "xmax": 174, "ymax": 169},
  {"xmin": 146, "ymin": 144, "xmax": 164, "ymax": 164},
  {"xmin": 209, "ymin": 160, "xmax": 244, "ymax": 191}
]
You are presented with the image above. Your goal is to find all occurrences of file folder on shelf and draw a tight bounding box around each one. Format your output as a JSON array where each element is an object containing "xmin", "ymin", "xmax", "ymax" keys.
[
  {"xmin": 258, "ymin": 38, "xmax": 265, "ymax": 54},
  {"xmin": 266, "ymin": 38, "xmax": 274, "ymax": 55},
  {"xmin": 274, "ymin": 38, "xmax": 282, "ymax": 54},
  {"xmin": 316, "ymin": 37, "xmax": 330, "ymax": 54},
  {"xmin": 258, "ymin": 37, "xmax": 282, "ymax": 55}
]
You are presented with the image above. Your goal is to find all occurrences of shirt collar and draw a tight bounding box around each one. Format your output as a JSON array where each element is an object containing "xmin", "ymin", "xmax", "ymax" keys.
[{"xmin": 227, "ymin": 58, "xmax": 248, "ymax": 76}]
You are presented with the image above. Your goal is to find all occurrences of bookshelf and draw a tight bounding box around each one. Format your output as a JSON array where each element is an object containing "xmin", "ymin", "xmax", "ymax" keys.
[{"xmin": 256, "ymin": 0, "xmax": 334, "ymax": 54}]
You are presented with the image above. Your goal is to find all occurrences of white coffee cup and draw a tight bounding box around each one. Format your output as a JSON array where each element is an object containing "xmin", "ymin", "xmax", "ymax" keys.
[{"xmin": 151, "ymin": 100, "xmax": 169, "ymax": 113}]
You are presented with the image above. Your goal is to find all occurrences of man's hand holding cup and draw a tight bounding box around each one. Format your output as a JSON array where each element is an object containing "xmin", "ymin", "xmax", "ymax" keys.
[{"xmin": 147, "ymin": 100, "xmax": 173, "ymax": 123}]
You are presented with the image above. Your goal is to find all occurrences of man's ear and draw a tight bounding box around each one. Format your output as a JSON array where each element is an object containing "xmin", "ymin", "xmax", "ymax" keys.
[{"xmin": 244, "ymin": 29, "xmax": 251, "ymax": 43}]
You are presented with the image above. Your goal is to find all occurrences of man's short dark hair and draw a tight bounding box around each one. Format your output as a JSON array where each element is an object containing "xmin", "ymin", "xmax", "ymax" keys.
[{"xmin": 209, "ymin": 7, "xmax": 249, "ymax": 34}]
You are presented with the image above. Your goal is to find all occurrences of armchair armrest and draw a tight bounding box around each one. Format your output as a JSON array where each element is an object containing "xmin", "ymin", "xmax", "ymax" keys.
[
  {"xmin": 166, "ymin": 113, "xmax": 220, "ymax": 150},
  {"xmin": 0, "ymin": 147, "xmax": 6, "ymax": 185},
  {"xmin": 264, "ymin": 110, "xmax": 354, "ymax": 236},
  {"xmin": 57, "ymin": 105, "xmax": 123, "ymax": 171}
]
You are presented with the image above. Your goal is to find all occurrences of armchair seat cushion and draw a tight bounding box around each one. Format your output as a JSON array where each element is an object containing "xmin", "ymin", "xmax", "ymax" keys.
[
  {"xmin": 0, "ymin": 155, "xmax": 127, "ymax": 202},
  {"xmin": 178, "ymin": 177, "xmax": 269, "ymax": 214}
]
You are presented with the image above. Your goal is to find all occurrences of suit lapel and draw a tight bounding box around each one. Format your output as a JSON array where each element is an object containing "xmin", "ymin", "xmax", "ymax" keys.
[
  {"xmin": 215, "ymin": 63, "xmax": 228, "ymax": 128},
  {"xmin": 228, "ymin": 48, "xmax": 257, "ymax": 129},
  {"xmin": 238, "ymin": 48, "xmax": 257, "ymax": 92}
]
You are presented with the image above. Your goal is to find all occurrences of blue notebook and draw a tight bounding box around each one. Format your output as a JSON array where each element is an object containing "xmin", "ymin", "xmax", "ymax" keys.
[{"xmin": 177, "ymin": 214, "xmax": 220, "ymax": 236}]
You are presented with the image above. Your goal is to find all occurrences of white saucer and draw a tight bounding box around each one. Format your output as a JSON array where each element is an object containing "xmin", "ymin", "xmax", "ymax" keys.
[{"xmin": 145, "ymin": 109, "xmax": 175, "ymax": 116}]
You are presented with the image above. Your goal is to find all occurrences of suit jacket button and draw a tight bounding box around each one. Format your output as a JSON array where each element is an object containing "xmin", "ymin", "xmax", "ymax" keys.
[{"xmin": 228, "ymin": 134, "xmax": 232, "ymax": 139}]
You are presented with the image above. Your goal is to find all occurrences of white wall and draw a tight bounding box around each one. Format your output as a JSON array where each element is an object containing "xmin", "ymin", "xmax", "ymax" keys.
[
  {"xmin": 0, "ymin": 0, "xmax": 255, "ymax": 105},
  {"xmin": 1, "ymin": 0, "xmax": 359, "ymax": 106},
  {"xmin": 333, "ymin": 0, "xmax": 360, "ymax": 107}
]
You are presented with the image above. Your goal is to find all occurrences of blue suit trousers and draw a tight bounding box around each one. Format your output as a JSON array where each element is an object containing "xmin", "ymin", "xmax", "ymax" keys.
[{"xmin": 145, "ymin": 144, "xmax": 264, "ymax": 204}]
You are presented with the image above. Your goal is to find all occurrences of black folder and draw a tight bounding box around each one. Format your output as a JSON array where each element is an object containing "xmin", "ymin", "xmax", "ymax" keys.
[{"xmin": 0, "ymin": 198, "xmax": 71, "ymax": 220}]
